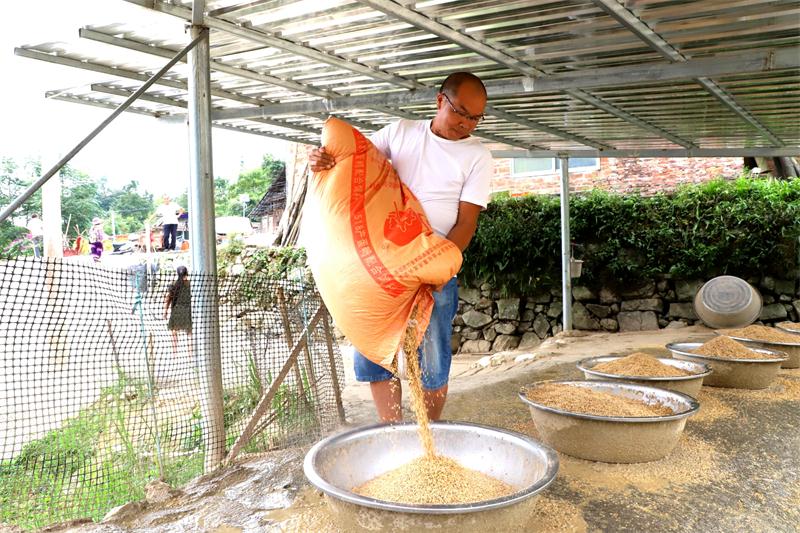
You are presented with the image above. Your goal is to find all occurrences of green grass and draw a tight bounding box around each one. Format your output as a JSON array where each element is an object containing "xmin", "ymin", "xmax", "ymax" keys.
[{"xmin": 0, "ymin": 361, "xmax": 321, "ymax": 530}]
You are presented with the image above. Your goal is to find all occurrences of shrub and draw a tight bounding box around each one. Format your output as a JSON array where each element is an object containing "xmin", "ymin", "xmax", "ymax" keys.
[{"xmin": 462, "ymin": 177, "xmax": 800, "ymax": 294}]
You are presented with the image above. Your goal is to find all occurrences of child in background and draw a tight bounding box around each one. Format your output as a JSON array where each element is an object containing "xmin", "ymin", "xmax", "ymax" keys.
[{"xmin": 89, "ymin": 217, "xmax": 106, "ymax": 262}]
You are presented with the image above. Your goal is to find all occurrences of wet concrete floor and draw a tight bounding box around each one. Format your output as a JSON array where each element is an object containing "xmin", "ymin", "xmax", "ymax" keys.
[{"xmin": 34, "ymin": 343, "xmax": 800, "ymax": 533}]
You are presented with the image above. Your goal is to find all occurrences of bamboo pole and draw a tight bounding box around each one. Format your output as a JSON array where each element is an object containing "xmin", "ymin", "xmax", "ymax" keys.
[
  {"xmin": 225, "ymin": 306, "xmax": 325, "ymax": 464},
  {"xmin": 322, "ymin": 310, "xmax": 346, "ymax": 424}
]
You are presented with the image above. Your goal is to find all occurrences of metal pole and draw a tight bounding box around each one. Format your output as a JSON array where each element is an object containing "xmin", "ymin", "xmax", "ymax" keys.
[
  {"xmin": 560, "ymin": 156, "xmax": 572, "ymax": 332},
  {"xmin": 187, "ymin": 24, "xmax": 225, "ymax": 472},
  {"xmin": 42, "ymin": 173, "xmax": 63, "ymax": 258},
  {"xmin": 0, "ymin": 33, "xmax": 204, "ymax": 224}
]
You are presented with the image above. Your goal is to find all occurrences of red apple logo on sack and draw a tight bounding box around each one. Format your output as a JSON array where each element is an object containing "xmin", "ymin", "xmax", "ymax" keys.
[{"xmin": 384, "ymin": 202, "xmax": 423, "ymax": 246}]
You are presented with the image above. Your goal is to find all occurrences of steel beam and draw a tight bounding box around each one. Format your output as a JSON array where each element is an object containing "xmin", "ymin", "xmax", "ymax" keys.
[
  {"xmin": 565, "ymin": 89, "xmax": 694, "ymax": 149},
  {"xmin": 79, "ymin": 28, "xmax": 334, "ymax": 98},
  {"xmin": 50, "ymin": 92, "xmax": 306, "ymax": 143},
  {"xmin": 15, "ymin": 47, "xmax": 267, "ymax": 107},
  {"xmin": 89, "ymin": 83, "xmax": 322, "ymax": 135},
  {"xmin": 591, "ymin": 0, "xmax": 785, "ymax": 146},
  {"xmin": 491, "ymin": 148, "xmax": 800, "ymax": 158},
  {"xmin": 123, "ymin": 0, "xmax": 424, "ymax": 90},
  {"xmin": 484, "ymin": 104, "xmax": 612, "ymax": 150},
  {"xmin": 358, "ymin": 0, "xmax": 544, "ymax": 78},
  {"xmin": 186, "ymin": 25, "xmax": 226, "ymax": 473},
  {"xmin": 47, "ymin": 94, "xmax": 164, "ymax": 118},
  {"xmin": 208, "ymin": 47, "xmax": 800, "ymax": 120},
  {"xmin": 78, "ymin": 31, "xmax": 384, "ymax": 134},
  {"xmin": 559, "ymin": 157, "xmax": 572, "ymax": 332},
  {"xmin": 695, "ymin": 77, "xmax": 785, "ymax": 147},
  {"xmin": 207, "ymin": 0, "xmax": 272, "ymax": 18}
]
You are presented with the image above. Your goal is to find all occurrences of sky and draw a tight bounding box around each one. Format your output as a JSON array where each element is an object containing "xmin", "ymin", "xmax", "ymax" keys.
[{"xmin": 0, "ymin": 0, "xmax": 291, "ymax": 197}]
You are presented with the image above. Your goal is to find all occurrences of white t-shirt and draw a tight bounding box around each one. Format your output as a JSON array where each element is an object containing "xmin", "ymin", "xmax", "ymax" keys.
[
  {"xmin": 157, "ymin": 202, "xmax": 181, "ymax": 225},
  {"xmin": 370, "ymin": 119, "xmax": 493, "ymax": 237},
  {"xmin": 27, "ymin": 218, "xmax": 43, "ymax": 237}
]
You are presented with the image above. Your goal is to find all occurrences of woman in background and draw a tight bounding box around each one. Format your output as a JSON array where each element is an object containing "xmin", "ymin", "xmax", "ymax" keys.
[{"xmin": 164, "ymin": 266, "xmax": 192, "ymax": 357}]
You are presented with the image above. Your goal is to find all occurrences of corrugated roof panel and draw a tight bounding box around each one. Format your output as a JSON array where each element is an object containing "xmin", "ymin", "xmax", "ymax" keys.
[{"xmin": 12, "ymin": 0, "xmax": 800, "ymax": 155}]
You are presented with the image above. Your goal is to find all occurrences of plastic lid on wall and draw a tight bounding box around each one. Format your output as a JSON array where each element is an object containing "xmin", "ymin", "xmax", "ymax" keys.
[{"xmin": 694, "ymin": 276, "xmax": 762, "ymax": 329}]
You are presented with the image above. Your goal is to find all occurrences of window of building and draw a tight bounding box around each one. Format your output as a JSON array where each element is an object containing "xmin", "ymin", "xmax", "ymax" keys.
[{"xmin": 512, "ymin": 157, "xmax": 599, "ymax": 176}]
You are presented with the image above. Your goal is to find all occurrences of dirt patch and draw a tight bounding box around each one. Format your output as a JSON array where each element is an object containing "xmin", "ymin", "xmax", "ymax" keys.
[
  {"xmin": 708, "ymin": 375, "xmax": 800, "ymax": 402},
  {"xmin": 560, "ymin": 434, "xmax": 727, "ymax": 494},
  {"xmin": 528, "ymin": 496, "xmax": 587, "ymax": 532},
  {"xmin": 691, "ymin": 390, "xmax": 736, "ymax": 424}
]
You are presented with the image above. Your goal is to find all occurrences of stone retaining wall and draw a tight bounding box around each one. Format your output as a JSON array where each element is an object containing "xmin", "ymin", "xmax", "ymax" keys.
[{"xmin": 453, "ymin": 276, "xmax": 800, "ymax": 354}]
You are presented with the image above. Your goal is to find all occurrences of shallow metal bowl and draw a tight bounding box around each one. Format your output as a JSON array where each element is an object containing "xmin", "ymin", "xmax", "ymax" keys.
[
  {"xmin": 519, "ymin": 380, "xmax": 699, "ymax": 463},
  {"xmin": 577, "ymin": 356, "xmax": 712, "ymax": 397},
  {"xmin": 666, "ymin": 342, "xmax": 787, "ymax": 389},
  {"xmin": 713, "ymin": 331, "xmax": 800, "ymax": 369},
  {"xmin": 304, "ymin": 421, "xmax": 559, "ymax": 532}
]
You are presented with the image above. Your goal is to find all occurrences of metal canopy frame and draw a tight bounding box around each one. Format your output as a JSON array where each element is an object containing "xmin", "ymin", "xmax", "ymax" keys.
[
  {"xmin": 6, "ymin": 1, "xmax": 800, "ymax": 448},
  {"xmin": 13, "ymin": 0, "xmax": 800, "ymax": 157}
]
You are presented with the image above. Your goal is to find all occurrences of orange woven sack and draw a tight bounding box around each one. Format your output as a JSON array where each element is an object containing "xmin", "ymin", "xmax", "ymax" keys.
[{"xmin": 304, "ymin": 117, "xmax": 463, "ymax": 370}]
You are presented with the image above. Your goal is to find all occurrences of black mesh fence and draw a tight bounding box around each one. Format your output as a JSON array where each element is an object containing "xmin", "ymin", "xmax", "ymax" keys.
[{"xmin": 0, "ymin": 257, "xmax": 345, "ymax": 530}]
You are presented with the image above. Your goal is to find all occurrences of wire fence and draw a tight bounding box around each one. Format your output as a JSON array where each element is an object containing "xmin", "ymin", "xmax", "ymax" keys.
[{"xmin": 0, "ymin": 257, "xmax": 345, "ymax": 530}]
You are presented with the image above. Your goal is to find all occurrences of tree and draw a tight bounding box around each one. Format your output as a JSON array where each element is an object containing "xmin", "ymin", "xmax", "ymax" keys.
[
  {"xmin": 60, "ymin": 166, "xmax": 103, "ymax": 239},
  {"xmin": 0, "ymin": 157, "xmax": 30, "ymax": 252},
  {"xmin": 100, "ymin": 180, "xmax": 155, "ymax": 235},
  {"xmin": 215, "ymin": 154, "xmax": 285, "ymax": 217}
]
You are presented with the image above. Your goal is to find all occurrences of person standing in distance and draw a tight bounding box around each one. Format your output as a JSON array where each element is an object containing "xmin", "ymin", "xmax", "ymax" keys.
[
  {"xmin": 308, "ymin": 72, "xmax": 492, "ymax": 423},
  {"xmin": 164, "ymin": 265, "xmax": 192, "ymax": 357},
  {"xmin": 27, "ymin": 213, "xmax": 44, "ymax": 258},
  {"xmin": 157, "ymin": 196, "xmax": 182, "ymax": 251}
]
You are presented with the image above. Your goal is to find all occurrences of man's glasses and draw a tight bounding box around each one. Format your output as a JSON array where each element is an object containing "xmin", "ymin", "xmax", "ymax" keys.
[{"xmin": 441, "ymin": 93, "xmax": 485, "ymax": 123}]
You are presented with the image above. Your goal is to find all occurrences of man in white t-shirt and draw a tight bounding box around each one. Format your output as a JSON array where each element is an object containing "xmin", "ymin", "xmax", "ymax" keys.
[
  {"xmin": 156, "ymin": 196, "xmax": 182, "ymax": 251},
  {"xmin": 309, "ymin": 72, "xmax": 492, "ymax": 423}
]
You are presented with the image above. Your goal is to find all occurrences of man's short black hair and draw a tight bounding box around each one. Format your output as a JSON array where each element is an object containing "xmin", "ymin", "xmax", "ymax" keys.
[{"xmin": 439, "ymin": 72, "xmax": 487, "ymax": 98}]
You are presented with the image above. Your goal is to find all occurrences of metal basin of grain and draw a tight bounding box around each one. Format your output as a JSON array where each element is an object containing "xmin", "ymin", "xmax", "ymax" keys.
[
  {"xmin": 518, "ymin": 380, "xmax": 698, "ymax": 463},
  {"xmin": 714, "ymin": 333, "xmax": 800, "ymax": 369},
  {"xmin": 776, "ymin": 322, "xmax": 800, "ymax": 336},
  {"xmin": 303, "ymin": 421, "xmax": 558, "ymax": 532},
  {"xmin": 577, "ymin": 356, "xmax": 712, "ymax": 397},
  {"xmin": 666, "ymin": 342, "xmax": 787, "ymax": 389}
]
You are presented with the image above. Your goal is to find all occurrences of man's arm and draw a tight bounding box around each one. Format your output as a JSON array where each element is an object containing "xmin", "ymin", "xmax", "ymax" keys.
[{"xmin": 446, "ymin": 201, "xmax": 482, "ymax": 251}]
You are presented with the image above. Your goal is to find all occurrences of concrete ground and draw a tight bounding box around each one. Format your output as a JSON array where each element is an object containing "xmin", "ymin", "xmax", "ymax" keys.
[{"xmin": 28, "ymin": 325, "xmax": 800, "ymax": 532}]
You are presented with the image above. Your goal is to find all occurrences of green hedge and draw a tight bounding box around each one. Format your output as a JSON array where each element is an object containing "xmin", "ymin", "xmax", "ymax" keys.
[{"xmin": 461, "ymin": 177, "xmax": 800, "ymax": 295}]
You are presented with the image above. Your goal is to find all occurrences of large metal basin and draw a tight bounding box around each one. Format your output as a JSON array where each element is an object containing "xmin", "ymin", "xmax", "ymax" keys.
[
  {"xmin": 577, "ymin": 356, "xmax": 711, "ymax": 397},
  {"xmin": 304, "ymin": 421, "xmax": 559, "ymax": 532},
  {"xmin": 519, "ymin": 380, "xmax": 698, "ymax": 464},
  {"xmin": 714, "ymin": 333, "xmax": 800, "ymax": 369},
  {"xmin": 666, "ymin": 342, "xmax": 787, "ymax": 389},
  {"xmin": 693, "ymin": 276, "xmax": 762, "ymax": 329}
]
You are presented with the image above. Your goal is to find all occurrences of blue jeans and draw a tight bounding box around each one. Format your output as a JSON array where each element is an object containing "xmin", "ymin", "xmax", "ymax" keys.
[{"xmin": 354, "ymin": 277, "xmax": 459, "ymax": 390}]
